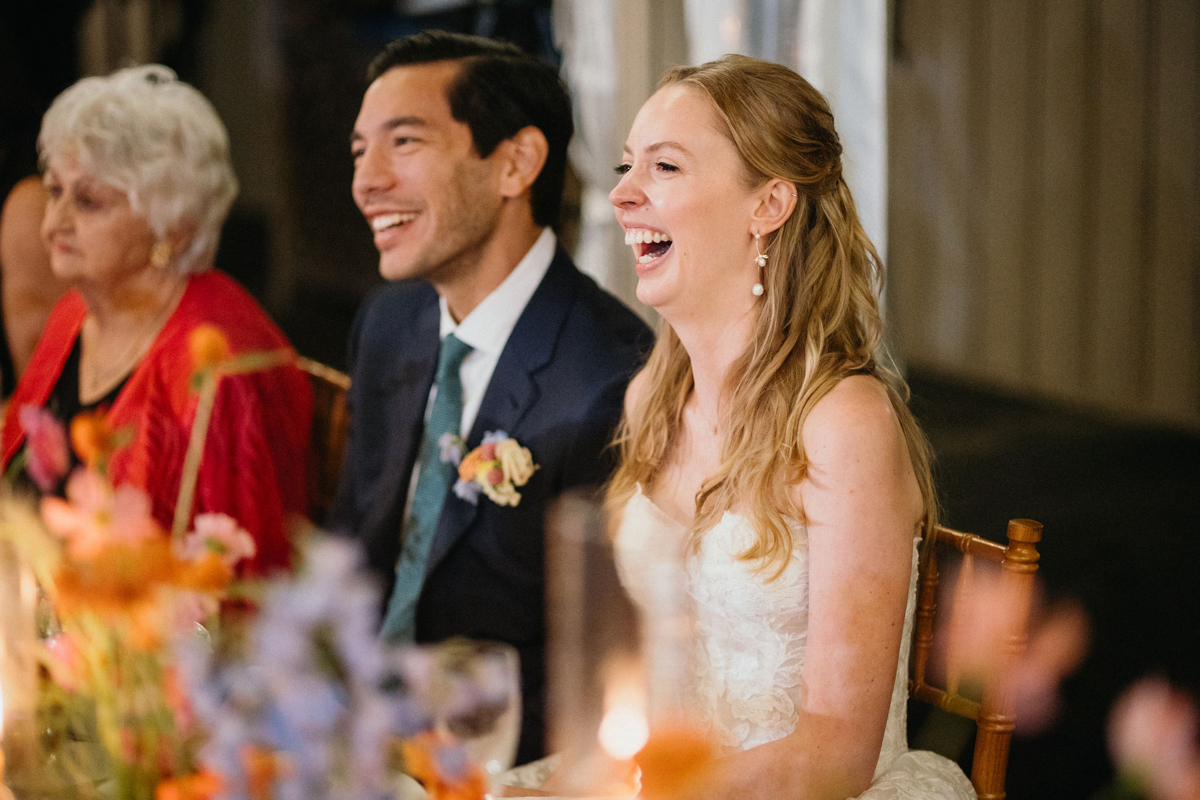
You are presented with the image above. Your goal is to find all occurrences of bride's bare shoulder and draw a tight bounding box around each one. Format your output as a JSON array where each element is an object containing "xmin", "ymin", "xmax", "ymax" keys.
[{"xmin": 800, "ymin": 374, "xmax": 906, "ymax": 464}]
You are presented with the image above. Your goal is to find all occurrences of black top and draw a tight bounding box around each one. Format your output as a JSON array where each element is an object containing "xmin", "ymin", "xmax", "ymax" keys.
[
  {"xmin": 43, "ymin": 337, "xmax": 131, "ymax": 484},
  {"xmin": 47, "ymin": 336, "xmax": 129, "ymax": 424}
]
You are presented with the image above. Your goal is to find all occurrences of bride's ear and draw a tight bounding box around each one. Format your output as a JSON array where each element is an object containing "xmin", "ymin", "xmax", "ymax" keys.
[{"xmin": 750, "ymin": 179, "xmax": 798, "ymax": 235}]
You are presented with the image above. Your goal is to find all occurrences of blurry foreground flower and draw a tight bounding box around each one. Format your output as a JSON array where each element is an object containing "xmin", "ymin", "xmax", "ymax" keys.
[
  {"xmin": 69, "ymin": 408, "xmax": 122, "ymax": 467},
  {"xmin": 401, "ymin": 732, "xmax": 488, "ymax": 800},
  {"xmin": 177, "ymin": 537, "xmax": 415, "ymax": 800},
  {"xmin": 42, "ymin": 468, "xmax": 160, "ymax": 559},
  {"xmin": 1109, "ymin": 677, "xmax": 1200, "ymax": 800},
  {"xmin": 179, "ymin": 512, "xmax": 257, "ymax": 567},
  {"xmin": 189, "ymin": 324, "xmax": 233, "ymax": 371},
  {"xmin": 155, "ymin": 770, "xmax": 224, "ymax": 800},
  {"xmin": 18, "ymin": 404, "xmax": 70, "ymax": 491},
  {"xmin": 942, "ymin": 563, "xmax": 1089, "ymax": 735},
  {"xmin": 634, "ymin": 726, "xmax": 717, "ymax": 800}
]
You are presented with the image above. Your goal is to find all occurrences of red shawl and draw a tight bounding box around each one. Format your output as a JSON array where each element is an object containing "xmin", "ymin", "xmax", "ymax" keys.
[{"xmin": 1, "ymin": 271, "xmax": 312, "ymax": 574}]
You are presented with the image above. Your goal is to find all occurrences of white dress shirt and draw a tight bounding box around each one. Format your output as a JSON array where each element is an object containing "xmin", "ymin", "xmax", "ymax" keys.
[{"xmin": 437, "ymin": 226, "xmax": 557, "ymax": 434}]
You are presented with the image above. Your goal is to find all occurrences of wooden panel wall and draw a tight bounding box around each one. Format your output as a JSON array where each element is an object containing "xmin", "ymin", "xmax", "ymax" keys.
[{"xmin": 889, "ymin": 0, "xmax": 1199, "ymax": 429}]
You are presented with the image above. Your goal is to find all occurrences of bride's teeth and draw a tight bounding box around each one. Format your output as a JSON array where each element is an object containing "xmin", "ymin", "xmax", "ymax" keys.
[
  {"xmin": 638, "ymin": 253, "xmax": 656, "ymax": 264},
  {"xmin": 624, "ymin": 229, "xmax": 673, "ymax": 247}
]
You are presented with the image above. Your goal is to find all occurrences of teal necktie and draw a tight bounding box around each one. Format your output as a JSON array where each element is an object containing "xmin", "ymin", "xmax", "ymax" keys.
[{"xmin": 381, "ymin": 333, "xmax": 473, "ymax": 642}]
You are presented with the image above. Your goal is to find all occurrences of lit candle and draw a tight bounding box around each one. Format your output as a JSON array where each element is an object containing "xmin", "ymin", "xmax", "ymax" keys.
[{"xmin": 598, "ymin": 675, "xmax": 649, "ymax": 761}]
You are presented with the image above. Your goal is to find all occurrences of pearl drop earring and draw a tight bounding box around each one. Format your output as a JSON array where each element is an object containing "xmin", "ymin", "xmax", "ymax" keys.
[{"xmin": 752, "ymin": 233, "xmax": 767, "ymax": 297}]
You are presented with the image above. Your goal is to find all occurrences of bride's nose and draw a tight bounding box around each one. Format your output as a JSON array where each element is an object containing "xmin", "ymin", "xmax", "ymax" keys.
[{"xmin": 609, "ymin": 168, "xmax": 645, "ymax": 209}]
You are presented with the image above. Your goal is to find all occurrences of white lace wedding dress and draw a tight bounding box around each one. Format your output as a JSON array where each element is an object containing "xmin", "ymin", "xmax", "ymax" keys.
[{"xmin": 613, "ymin": 486, "xmax": 976, "ymax": 799}]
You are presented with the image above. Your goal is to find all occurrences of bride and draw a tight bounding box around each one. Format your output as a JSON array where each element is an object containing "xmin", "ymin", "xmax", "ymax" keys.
[{"xmin": 606, "ymin": 56, "xmax": 975, "ymax": 798}]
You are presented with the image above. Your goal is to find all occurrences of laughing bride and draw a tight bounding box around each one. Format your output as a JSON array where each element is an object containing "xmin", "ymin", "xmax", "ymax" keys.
[{"xmin": 606, "ymin": 55, "xmax": 976, "ymax": 799}]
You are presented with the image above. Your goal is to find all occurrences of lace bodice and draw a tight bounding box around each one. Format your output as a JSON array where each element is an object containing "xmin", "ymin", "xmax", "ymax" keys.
[{"xmin": 613, "ymin": 487, "xmax": 925, "ymax": 779}]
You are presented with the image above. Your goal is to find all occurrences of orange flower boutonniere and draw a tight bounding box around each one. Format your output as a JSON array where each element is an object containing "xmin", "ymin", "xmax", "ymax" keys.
[{"xmin": 439, "ymin": 431, "xmax": 537, "ymax": 507}]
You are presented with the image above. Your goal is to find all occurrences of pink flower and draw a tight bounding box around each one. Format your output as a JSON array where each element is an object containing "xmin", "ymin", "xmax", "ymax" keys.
[
  {"xmin": 941, "ymin": 564, "xmax": 1089, "ymax": 735},
  {"xmin": 41, "ymin": 469, "xmax": 161, "ymax": 559},
  {"xmin": 1109, "ymin": 677, "xmax": 1200, "ymax": 800},
  {"xmin": 181, "ymin": 512, "xmax": 256, "ymax": 567},
  {"xmin": 18, "ymin": 405, "xmax": 70, "ymax": 492},
  {"xmin": 174, "ymin": 590, "xmax": 219, "ymax": 629},
  {"xmin": 43, "ymin": 632, "xmax": 86, "ymax": 693}
]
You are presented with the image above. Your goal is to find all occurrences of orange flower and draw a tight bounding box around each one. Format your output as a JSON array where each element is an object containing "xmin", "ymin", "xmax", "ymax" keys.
[
  {"xmin": 156, "ymin": 771, "xmax": 223, "ymax": 800},
  {"xmin": 634, "ymin": 726, "xmax": 717, "ymax": 800},
  {"xmin": 458, "ymin": 448, "xmax": 487, "ymax": 483},
  {"xmin": 400, "ymin": 733, "xmax": 488, "ymax": 800},
  {"xmin": 70, "ymin": 409, "xmax": 112, "ymax": 465},
  {"xmin": 240, "ymin": 745, "xmax": 291, "ymax": 800},
  {"xmin": 53, "ymin": 538, "xmax": 182, "ymax": 650},
  {"xmin": 179, "ymin": 552, "xmax": 234, "ymax": 593},
  {"xmin": 189, "ymin": 324, "xmax": 232, "ymax": 371}
]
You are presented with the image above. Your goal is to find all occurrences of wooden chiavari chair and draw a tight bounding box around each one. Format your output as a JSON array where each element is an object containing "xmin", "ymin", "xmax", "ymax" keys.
[
  {"xmin": 296, "ymin": 357, "xmax": 351, "ymax": 525},
  {"xmin": 909, "ymin": 519, "xmax": 1043, "ymax": 800}
]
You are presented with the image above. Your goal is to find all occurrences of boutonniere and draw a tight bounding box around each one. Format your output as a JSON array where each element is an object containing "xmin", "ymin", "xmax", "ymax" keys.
[{"xmin": 438, "ymin": 431, "xmax": 538, "ymax": 507}]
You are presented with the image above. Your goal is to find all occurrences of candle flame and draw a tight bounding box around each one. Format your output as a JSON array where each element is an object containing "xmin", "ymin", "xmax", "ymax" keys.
[{"xmin": 598, "ymin": 704, "xmax": 649, "ymax": 761}]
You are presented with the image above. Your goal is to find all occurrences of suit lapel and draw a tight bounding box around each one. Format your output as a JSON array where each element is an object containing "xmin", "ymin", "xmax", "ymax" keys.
[
  {"xmin": 362, "ymin": 292, "xmax": 440, "ymax": 549},
  {"xmin": 423, "ymin": 250, "xmax": 578, "ymax": 578}
]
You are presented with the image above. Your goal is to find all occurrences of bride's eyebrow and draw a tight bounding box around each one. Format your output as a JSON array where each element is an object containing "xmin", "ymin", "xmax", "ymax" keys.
[{"xmin": 621, "ymin": 141, "xmax": 693, "ymax": 158}]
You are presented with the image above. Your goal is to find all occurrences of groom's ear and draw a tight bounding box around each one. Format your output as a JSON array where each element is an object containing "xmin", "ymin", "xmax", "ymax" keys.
[
  {"xmin": 496, "ymin": 125, "xmax": 549, "ymax": 201},
  {"xmin": 749, "ymin": 178, "xmax": 798, "ymax": 235}
]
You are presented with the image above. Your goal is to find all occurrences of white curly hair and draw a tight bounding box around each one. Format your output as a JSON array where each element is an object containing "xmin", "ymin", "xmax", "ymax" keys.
[{"xmin": 38, "ymin": 64, "xmax": 239, "ymax": 274}]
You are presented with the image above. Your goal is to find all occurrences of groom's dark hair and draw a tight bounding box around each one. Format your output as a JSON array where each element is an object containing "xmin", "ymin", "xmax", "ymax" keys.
[{"xmin": 367, "ymin": 30, "xmax": 573, "ymax": 228}]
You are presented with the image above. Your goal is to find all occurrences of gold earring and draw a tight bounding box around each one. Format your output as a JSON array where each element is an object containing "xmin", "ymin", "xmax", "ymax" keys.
[
  {"xmin": 752, "ymin": 233, "xmax": 767, "ymax": 297},
  {"xmin": 150, "ymin": 241, "xmax": 172, "ymax": 269}
]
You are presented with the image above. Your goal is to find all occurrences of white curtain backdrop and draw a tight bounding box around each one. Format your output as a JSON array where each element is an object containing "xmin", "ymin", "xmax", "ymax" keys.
[
  {"xmin": 553, "ymin": 0, "xmax": 651, "ymax": 320},
  {"xmin": 794, "ymin": 0, "xmax": 888, "ymax": 274}
]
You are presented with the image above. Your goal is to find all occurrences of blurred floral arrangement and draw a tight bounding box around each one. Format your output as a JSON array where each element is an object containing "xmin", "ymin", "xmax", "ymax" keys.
[{"xmin": 0, "ymin": 326, "xmax": 490, "ymax": 800}]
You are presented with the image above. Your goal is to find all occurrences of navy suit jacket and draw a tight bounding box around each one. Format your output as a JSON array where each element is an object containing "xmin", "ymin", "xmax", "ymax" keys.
[{"xmin": 334, "ymin": 248, "xmax": 652, "ymax": 763}]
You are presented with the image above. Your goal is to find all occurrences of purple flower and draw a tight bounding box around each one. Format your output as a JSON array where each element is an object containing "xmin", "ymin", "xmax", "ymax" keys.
[
  {"xmin": 453, "ymin": 479, "xmax": 482, "ymax": 505},
  {"xmin": 438, "ymin": 432, "xmax": 464, "ymax": 465},
  {"xmin": 481, "ymin": 430, "xmax": 509, "ymax": 445},
  {"xmin": 18, "ymin": 405, "xmax": 69, "ymax": 493}
]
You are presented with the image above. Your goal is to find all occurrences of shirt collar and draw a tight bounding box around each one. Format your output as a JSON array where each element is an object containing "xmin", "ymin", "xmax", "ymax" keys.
[{"xmin": 439, "ymin": 227, "xmax": 557, "ymax": 354}]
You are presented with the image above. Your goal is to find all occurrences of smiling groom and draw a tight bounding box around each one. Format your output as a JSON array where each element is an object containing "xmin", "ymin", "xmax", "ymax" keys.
[{"xmin": 334, "ymin": 31, "xmax": 651, "ymax": 763}]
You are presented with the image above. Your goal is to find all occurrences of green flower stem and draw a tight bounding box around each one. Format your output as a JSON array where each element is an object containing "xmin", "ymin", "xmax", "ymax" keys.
[{"xmin": 172, "ymin": 370, "xmax": 219, "ymax": 545}]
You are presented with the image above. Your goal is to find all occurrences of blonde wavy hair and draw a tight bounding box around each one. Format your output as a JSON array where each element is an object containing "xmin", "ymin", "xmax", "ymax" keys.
[{"xmin": 607, "ymin": 55, "xmax": 937, "ymax": 572}]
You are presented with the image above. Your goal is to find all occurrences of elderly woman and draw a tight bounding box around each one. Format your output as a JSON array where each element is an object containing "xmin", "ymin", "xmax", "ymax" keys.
[{"xmin": 0, "ymin": 65, "xmax": 311, "ymax": 574}]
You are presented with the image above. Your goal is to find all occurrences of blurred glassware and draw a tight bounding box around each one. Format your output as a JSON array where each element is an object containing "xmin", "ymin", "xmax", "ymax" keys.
[
  {"xmin": 543, "ymin": 492, "xmax": 694, "ymax": 796},
  {"xmin": 393, "ymin": 639, "xmax": 522, "ymax": 788},
  {"xmin": 0, "ymin": 539, "xmax": 37, "ymax": 783}
]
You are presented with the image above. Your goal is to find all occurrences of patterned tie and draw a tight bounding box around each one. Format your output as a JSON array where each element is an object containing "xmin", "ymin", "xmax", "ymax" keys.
[{"xmin": 381, "ymin": 333, "xmax": 473, "ymax": 642}]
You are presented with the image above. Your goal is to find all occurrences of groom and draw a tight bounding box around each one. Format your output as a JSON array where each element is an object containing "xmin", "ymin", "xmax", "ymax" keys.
[{"xmin": 335, "ymin": 31, "xmax": 651, "ymax": 763}]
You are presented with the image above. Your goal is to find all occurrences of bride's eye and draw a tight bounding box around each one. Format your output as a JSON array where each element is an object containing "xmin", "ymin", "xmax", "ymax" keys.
[
  {"xmin": 655, "ymin": 162, "xmax": 679, "ymax": 173},
  {"xmin": 614, "ymin": 163, "xmax": 632, "ymax": 175}
]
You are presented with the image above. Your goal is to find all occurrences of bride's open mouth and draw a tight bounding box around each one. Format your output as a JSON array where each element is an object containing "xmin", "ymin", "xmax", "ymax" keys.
[{"xmin": 625, "ymin": 228, "xmax": 673, "ymax": 266}]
